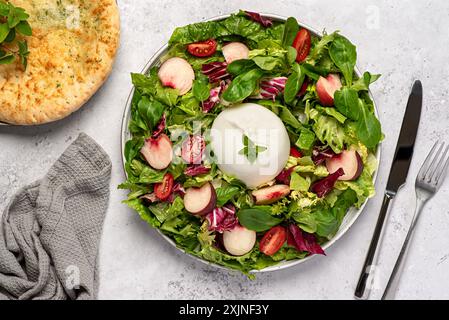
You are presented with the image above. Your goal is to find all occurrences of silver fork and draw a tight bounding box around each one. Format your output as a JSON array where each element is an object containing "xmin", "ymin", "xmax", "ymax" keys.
[{"xmin": 382, "ymin": 141, "xmax": 449, "ymax": 300}]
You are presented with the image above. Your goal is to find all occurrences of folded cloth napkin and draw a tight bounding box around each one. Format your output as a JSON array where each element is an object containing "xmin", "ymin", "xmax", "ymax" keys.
[{"xmin": 0, "ymin": 133, "xmax": 111, "ymax": 300}]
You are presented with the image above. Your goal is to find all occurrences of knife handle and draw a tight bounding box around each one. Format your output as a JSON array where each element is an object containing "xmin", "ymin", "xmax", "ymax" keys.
[{"xmin": 354, "ymin": 192, "xmax": 395, "ymax": 299}]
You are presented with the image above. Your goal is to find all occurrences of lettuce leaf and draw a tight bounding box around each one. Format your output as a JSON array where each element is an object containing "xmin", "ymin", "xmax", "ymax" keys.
[
  {"xmin": 334, "ymin": 152, "xmax": 377, "ymax": 207},
  {"xmin": 291, "ymin": 189, "xmax": 357, "ymax": 239}
]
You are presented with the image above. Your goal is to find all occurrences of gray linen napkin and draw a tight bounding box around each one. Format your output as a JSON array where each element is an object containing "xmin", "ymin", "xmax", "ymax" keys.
[{"xmin": 0, "ymin": 133, "xmax": 111, "ymax": 300}]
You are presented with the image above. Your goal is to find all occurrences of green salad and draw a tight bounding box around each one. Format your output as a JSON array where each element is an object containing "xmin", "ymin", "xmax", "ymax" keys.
[{"xmin": 120, "ymin": 11, "xmax": 382, "ymax": 276}]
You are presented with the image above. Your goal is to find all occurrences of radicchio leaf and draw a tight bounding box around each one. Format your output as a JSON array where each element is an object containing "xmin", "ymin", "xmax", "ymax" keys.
[
  {"xmin": 151, "ymin": 113, "xmax": 166, "ymax": 138},
  {"xmin": 287, "ymin": 224, "xmax": 325, "ymax": 255},
  {"xmin": 312, "ymin": 146, "xmax": 336, "ymax": 165},
  {"xmin": 140, "ymin": 193, "xmax": 158, "ymax": 204},
  {"xmin": 201, "ymin": 61, "xmax": 230, "ymax": 83},
  {"xmin": 166, "ymin": 182, "xmax": 185, "ymax": 203},
  {"xmin": 244, "ymin": 11, "xmax": 273, "ymax": 27},
  {"xmin": 310, "ymin": 167, "xmax": 344, "ymax": 197},
  {"xmin": 275, "ymin": 166, "xmax": 296, "ymax": 185},
  {"xmin": 184, "ymin": 165, "xmax": 211, "ymax": 177},
  {"xmin": 202, "ymin": 81, "xmax": 227, "ymax": 113},
  {"xmin": 206, "ymin": 205, "xmax": 238, "ymax": 233},
  {"xmin": 259, "ymin": 77, "xmax": 287, "ymax": 101}
]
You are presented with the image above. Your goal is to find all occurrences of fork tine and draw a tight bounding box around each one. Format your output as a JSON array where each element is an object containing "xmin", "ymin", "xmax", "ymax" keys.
[
  {"xmin": 428, "ymin": 142, "xmax": 447, "ymax": 182},
  {"xmin": 423, "ymin": 142, "xmax": 444, "ymax": 181},
  {"xmin": 418, "ymin": 141, "xmax": 440, "ymax": 181},
  {"xmin": 435, "ymin": 145, "xmax": 449, "ymax": 186}
]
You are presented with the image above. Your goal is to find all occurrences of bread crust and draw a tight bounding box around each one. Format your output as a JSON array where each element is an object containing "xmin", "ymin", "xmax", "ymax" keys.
[{"xmin": 0, "ymin": 0, "xmax": 120, "ymax": 125}]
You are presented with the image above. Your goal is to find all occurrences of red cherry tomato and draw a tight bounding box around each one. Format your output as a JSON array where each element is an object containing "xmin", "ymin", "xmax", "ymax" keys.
[
  {"xmin": 154, "ymin": 173, "xmax": 174, "ymax": 200},
  {"xmin": 292, "ymin": 29, "xmax": 311, "ymax": 63},
  {"xmin": 187, "ymin": 39, "xmax": 217, "ymax": 57},
  {"xmin": 259, "ymin": 226, "xmax": 287, "ymax": 256},
  {"xmin": 290, "ymin": 147, "xmax": 302, "ymax": 158}
]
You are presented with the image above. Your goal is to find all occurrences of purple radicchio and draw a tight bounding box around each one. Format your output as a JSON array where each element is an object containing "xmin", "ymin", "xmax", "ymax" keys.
[
  {"xmin": 310, "ymin": 167, "xmax": 344, "ymax": 198},
  {"xmin": 312, "ymin": 146, "xmax": 336, "ymax": 165},
  {"xmin": 201, "ymin": 61, "xmax": 230, "ymax": 83},
  {"xmin": 184, "ymin": 165, "xmax": 211, "ymax": 177},
  {"xmin": 166, "ymin": 182, "xmax": 185, "ymax": 203},
  {"xmin": 287, "ymin": 224, "xmax": 325, "ymax": 255},
  {"xmin": 244, "ymin": 11, "xmax": 273, "ymax": 27},
  {"xmin": 151, "ymin": 113, "xmax": 166, "ymax": 138},
  {"xmin": 206, "ymin": 204, "xmax": 238, "ymax": 233},
  {"xmin": 202, "ymin": 81, "xmax": 227, "ymax": 113},
  {"xmin": 275, "ymin": 166, "xmax": 296, "ymax": 185},
  {"xmin": 258, "ymin": 77, "xmax": 287, "ymax": 101}
]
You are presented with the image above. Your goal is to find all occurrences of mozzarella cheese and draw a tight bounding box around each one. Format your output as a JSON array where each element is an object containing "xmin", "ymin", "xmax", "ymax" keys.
[{"xmin": 210, "ymin": 103, "xmax": 290, "ymax": 189}]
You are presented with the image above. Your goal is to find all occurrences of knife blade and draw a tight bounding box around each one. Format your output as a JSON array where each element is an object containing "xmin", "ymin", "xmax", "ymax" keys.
[
  {"xmin": 354, "ymin": 80, "xmax": 423, "ymax": 299},
  {"xmin": 386, "ymin": 80, "xmax": 423, "ymax": 192}
]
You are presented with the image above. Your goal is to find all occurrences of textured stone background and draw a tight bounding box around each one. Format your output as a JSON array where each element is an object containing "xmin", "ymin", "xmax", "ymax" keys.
[{"xmin": 1, "ymin": 0, "xmax": 449, "ymax": 299}]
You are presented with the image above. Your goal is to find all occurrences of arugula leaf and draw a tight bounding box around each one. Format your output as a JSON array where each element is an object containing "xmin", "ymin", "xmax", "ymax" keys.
[
  {"xmin": 317, "ymin": 106, "xmax": 347, "ymax": 124},
  {"xmin": 192, "ymin": 76, "xmax": 210, "ymax": 102},
  {"xmin": 329, "ymin": 35, "xmax": 357, "ymax": 85},
  {"xmin": 354, "ymin": 99, "xmax": 382, "ymax": 148},
  {"xmin": 306, "ymin": 32, "xmax": 337, "ymax": 65},
  {"xmin": 286, "ymin": 46, "xmax": 297, "ymax": 65},
  {"xmin": 351, "ymin": 72, "xmax": 381, "ymax": 91},
  {"xmin": 334, "ymin": 87, "xmax": 360, "ymax": 120},
  {"xmin": 284, "ymin": 63, "xmax": 305, "ymax": 104},
  {"xmin": 237, "ymin": 208, "xmax": 283, "ymax": 232},
  {"xmin": 281, "ymin": 17, "xmax": 299, "ymax": 48},
  {"xmin": 222, "ymin": 68, "xmax": 264, "ymax": 102}
]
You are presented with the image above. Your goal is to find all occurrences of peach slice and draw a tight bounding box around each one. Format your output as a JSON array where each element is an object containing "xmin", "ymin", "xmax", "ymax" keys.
[
  {"xmin": 140, "ymin": 133, "xmax": 173, "ymax": 170},
  {"xmin": 184, "ymin": 182, "xmax": 217, "ymax": 216},
  {"xmin": 223, "ymin": 225, "xmax": 256, "ymax": 256},
  {"xmin": 252, "ymin": 184, "xmax": 291, "ymax": 205},
  {"xmin": 316, "ymin": 74, "xmax": 342, "ymax": 106},
  {"xmin": 158, "ymin": 57, "xmax": 195, "ymax": 95},
  {"xmin": 325, "ymin": 150, "xmax": 363, "ymax": 181},
  {"xmin": 222, "ymin": 42, "xmax": 250, "ymax": 64}
]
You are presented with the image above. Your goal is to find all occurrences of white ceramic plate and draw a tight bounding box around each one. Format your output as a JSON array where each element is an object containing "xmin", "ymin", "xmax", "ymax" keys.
[{"xmin": 121, "ymin": 13, "xmax": 381, "ymax": 273}]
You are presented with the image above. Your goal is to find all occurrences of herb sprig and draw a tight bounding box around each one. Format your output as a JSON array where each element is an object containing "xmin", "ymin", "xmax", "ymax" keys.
[
  {"xmin": 238, "ymin": 134, "xmax": 267, "ymax": 163},
  {"xmin": 0, "ymin": 1, "xmax": 32, "ymax": 69}
]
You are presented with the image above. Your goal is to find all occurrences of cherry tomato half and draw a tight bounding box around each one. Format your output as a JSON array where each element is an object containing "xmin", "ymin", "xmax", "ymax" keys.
[
  {"xmin": 187, "ymin": 39, "xmax": 217, "ymax": 57},
  {"xmin": 259, "ymin": 226, "xmax": 287, "ymax": 256},
  {"xmin": 292, "ymin": 29, "xmax": 311, "ymax": 63},
  {"xmin": 154, "ymin": 173, "xmax": 174, "ymax": 200}
]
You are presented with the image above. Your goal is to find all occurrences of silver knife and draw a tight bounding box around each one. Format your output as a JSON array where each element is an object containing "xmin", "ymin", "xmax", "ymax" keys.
[{"xmin": 354, "ymin": 80, "xmax": 423, "ymax": 299}]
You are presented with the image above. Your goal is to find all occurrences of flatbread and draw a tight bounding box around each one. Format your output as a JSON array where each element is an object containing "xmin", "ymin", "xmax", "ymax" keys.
[{"xmin": 0, "ymin": 0, "xmax": 120, "ymax": 125}]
